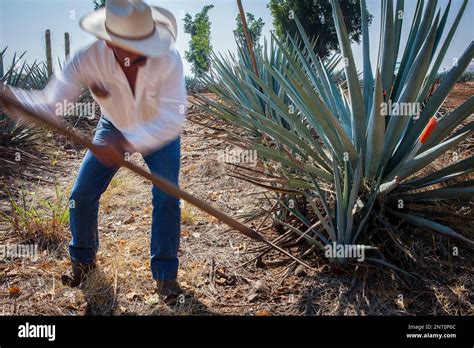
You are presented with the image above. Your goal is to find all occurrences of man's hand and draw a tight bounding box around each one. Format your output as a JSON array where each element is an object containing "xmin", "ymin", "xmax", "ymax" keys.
[{"xmin": 91, "ymin": 133, "xmax": 133, "ymax": 169}]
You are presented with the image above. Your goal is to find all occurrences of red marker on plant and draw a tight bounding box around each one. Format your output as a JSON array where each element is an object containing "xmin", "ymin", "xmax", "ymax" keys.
[
  {"xmin": 419, "ymin": 116, "xmax": 438, "ymax": 144},
  {"xmin": 405, "ymin": 116, "xmax": 438, "ymax": 163}
]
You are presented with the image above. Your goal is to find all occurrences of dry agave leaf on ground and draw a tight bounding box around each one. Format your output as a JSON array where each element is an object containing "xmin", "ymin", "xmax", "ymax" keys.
[
  {"xmin": 125, "ymin": 291, "xmax": 143, "ymax": 300},
  {"xmin": 0, "ymin": 290, "xmax": 11, "ymax": 297},
  {"xmin": 8, "ymin": 286, "xmax": 21, "ymax": 297},
  {"xmin": 123, "ymin": 215, "xmax": 135, "ymax": 224},
  {"xmin": 145, "ymin": 294, "xmax": 160, "ymax": 306}
]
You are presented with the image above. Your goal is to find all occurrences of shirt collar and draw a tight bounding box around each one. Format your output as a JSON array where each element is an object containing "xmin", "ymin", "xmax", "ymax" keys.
[{"xmin": 99, "ymin": 40, "xmax": 151, "ymax": 74}]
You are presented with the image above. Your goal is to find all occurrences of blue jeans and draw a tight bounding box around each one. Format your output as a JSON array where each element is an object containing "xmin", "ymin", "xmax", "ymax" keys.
[{"xmin": 68, "ymin": 117, "xmax": 181, "ymax": 281}]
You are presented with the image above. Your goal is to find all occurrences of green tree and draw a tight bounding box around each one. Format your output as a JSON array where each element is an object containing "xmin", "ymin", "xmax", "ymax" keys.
[
  {"xmin": 93, "ymin": 0, "xmax": 105, "ymax": 10},
  {"xmin": 233, "ymin": 12, "xmax": 265, "ymax": 49},
  {"xmin": 268, "ymin": 0, "xmax": 371, "ymax": 60},
  {"xmin": 183, "ymin": 5, "xmax": 214, "ymax": 76}
]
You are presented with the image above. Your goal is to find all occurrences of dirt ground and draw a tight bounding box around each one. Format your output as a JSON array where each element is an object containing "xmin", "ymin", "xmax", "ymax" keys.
[{"xmin": 0, "ymin": 83, "xmax": 472, "ymax": 316}]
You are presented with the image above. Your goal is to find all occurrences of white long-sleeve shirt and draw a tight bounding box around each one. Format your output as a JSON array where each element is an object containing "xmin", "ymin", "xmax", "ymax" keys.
[{"xmin": 7, "ymin": 39, "xmax": 187, "ymax": 154}]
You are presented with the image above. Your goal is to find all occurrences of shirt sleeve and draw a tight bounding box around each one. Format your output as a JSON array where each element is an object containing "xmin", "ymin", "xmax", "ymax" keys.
[
  {"xmin": 5, "ymin": 51, "xmax": 86, "ymax": 126},
  {"xmin": 121, "ymin": 49, "xmax": 187, "ymax": 154}
]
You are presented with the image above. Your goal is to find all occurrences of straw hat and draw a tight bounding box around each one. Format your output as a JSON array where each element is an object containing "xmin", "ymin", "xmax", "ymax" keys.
[{"xmin": 80, "ymin": 0, "xmax": 177, "ymax": 57}]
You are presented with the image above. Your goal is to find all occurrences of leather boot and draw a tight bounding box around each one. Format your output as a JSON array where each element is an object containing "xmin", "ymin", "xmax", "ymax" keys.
[
  {"xmin": 61, "ymin": 261, "xmax": 97, "ymax": 287},
  {"xmin": 156, "ymin": 279, "xmax": 184, "ymax": 305}
]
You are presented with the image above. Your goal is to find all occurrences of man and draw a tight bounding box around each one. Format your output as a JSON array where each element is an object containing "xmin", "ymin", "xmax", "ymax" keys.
[{"xmin": 1, "ymin": 0, "xmax": 187, "ymax": 303}]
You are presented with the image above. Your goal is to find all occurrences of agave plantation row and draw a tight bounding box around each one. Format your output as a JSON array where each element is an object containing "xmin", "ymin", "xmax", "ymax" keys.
[{"xmin": 195, "ymin": 0, "xmax": 474, "ymax": 269}]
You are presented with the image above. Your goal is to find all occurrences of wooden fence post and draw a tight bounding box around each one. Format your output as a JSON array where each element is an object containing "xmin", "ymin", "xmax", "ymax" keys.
[
  {"xmin": 0, "ymin": 52, "xmax": 3, "ymax": 79},
  {"xmin": 64, "ymin": 32, "xmax": 70, "ymax": 59},
  {"xmin": 45, "ymin": 29, "xmax": 53, "ymax": 77}
]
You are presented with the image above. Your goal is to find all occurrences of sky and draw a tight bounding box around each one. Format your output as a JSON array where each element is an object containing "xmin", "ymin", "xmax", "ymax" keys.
[{"xmin": 0, "ymin": 0, "xmax": 473, "ymax": 77}]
